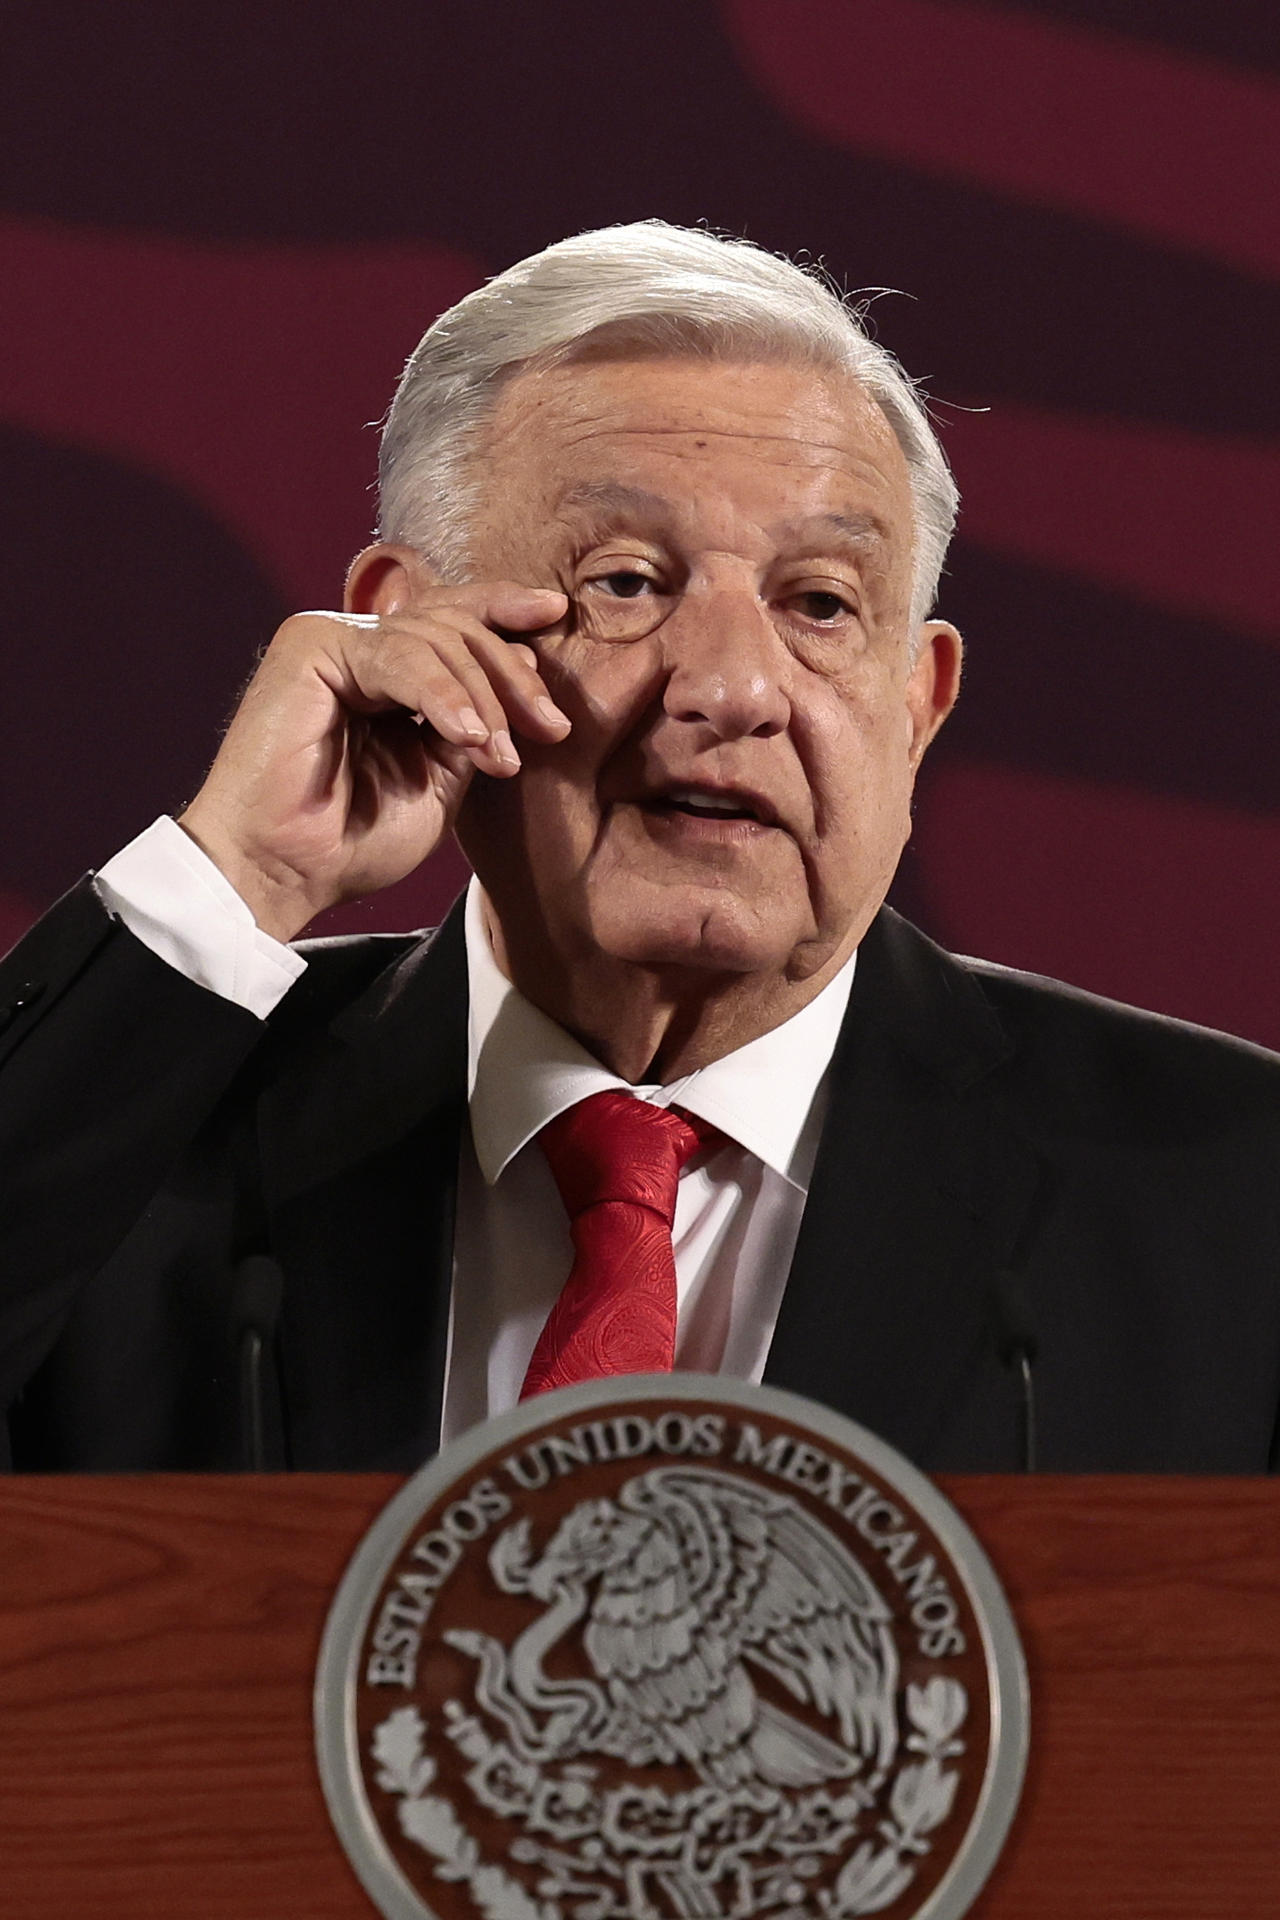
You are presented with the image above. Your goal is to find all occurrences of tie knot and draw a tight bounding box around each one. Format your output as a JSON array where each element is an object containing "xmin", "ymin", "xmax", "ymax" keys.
[{"xmin": 540, "ymin": 1090, "xmax": 720, "ymax": 1225}]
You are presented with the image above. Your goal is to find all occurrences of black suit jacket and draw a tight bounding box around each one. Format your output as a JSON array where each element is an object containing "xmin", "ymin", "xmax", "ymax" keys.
[{"xmin": 2, "ymin": 879, "xmax": 1278, "ymax": 1473}]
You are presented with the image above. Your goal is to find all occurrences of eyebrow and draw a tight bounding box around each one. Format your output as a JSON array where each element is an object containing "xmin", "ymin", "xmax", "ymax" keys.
[
  {"xmin": 557, "ymin": 481, "xmax": 674, "ymax": 529},
  {"xmin": 773, "ymin": 510, "xmax": 891, "ymax": 561},
  {"xmin": 556, "ymin": 483, "xmax": 891, "ymax": 562}
]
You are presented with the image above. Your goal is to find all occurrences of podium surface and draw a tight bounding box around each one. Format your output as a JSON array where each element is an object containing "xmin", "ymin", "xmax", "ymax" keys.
[{"xmin": 3, "ymin": 1474, "xmax": 1277, "ymax": 1917}]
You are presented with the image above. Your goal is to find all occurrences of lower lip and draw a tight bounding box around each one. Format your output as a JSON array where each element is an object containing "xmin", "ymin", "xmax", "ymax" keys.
[{"xmin": 635, "ymin": 803, "xmax": 778, "ymax": 844}]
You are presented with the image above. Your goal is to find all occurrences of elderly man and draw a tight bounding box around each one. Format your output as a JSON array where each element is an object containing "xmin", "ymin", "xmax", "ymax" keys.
[{"xmin": 2, "ymin": 224, "xmax": 1277, "ymax": 1474}]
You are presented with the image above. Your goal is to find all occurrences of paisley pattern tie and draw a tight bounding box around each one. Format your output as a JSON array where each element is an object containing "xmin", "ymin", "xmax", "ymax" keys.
[{"xmin": 519, "ymin": 1090, "xmax": 721, "ymax": 1399}]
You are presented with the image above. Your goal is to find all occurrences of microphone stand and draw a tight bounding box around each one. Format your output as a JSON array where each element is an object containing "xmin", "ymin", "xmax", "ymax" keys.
[
  {"xmin": 990, "ymin": 1267, "xmax": 1039, "ymax": 1473},
  {"xmin": 231, "ymin": 1254, "xmax": 284, "ymax": 1472}
]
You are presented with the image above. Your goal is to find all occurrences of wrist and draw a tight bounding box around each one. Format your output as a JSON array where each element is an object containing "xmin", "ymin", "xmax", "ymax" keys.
[{"xmin": 175, "ymin": 810, "xmax": 321, "ymax": 944}]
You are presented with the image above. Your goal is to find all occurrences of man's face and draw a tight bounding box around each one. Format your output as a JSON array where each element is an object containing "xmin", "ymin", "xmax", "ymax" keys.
[{"xmin": 455, "ymin": 355, "xmax": 959, "ymax": 992}]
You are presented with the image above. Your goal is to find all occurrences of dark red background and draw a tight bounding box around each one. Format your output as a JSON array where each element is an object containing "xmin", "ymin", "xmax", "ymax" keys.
[{"xmin": 3, "ymin": 1, "xmax": 1276, "ymax": 1046}]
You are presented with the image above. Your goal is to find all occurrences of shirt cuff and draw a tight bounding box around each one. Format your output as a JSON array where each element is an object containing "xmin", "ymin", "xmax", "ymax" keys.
[{"xmin": 95, "ymin": 816, "xmax": 307, "ymax": 1019}]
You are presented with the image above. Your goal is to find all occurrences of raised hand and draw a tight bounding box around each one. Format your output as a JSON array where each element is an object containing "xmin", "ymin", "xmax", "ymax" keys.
[{"xmin": 179, "ymin": 572, "xmax": 570, "ymax": 941}]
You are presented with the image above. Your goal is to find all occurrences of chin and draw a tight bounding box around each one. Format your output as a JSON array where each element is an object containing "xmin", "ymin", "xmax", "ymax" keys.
[{"xmin": 589, "ymin": 890, "xmax": 804, "ymax": 977}]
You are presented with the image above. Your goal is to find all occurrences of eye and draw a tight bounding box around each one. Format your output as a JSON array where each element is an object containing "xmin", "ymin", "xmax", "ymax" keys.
[
  {"xmin": 790, "ymin": 589, "xmax": 855, "ymax": 624},
  {"xmin": 573, "ymin": 562, "xmax": 670, "ymax": 642},
  {"xmin": 594, "ymin": 569, "xmax": 655, "ymax": 599}
]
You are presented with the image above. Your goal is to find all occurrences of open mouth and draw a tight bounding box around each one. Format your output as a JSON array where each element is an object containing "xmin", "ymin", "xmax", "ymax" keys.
[{"xmin": 641, "ymin": 786, "xmax": 779, "ymax": 828}]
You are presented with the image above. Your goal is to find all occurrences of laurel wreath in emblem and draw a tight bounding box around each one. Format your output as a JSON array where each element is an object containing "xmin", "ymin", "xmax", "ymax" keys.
[{"xmin": 371, "ymin": 1465, "xmax": 968, "ymax": 1919}]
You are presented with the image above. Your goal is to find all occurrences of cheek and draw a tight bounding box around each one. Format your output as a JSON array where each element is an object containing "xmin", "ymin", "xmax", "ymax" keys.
[
  {"xmin": 525, "ymin": 637, "xmax": 665, "ymax": 823},
  {"xmin": 496, "ymin": 742, "xmax": 611, "ymax": 874},
  {"xmin": 456, "ymin": 762, "xmax": 590, "ymax": 908},
  {"xmin": 537, "ymin": 631, "xmax": 658, "ymax": 731},
  {"xmin": 796, "ymin": 676, "xmax": 917, "ymax": 836},
  {"xmin": 793, "ymin": 670, "xmax": 884, "ymax": 775}
]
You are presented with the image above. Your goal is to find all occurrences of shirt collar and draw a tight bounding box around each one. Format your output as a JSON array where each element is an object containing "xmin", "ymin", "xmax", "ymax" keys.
[{"xmin": 465, "ymin": 879, "xmax": 856, "ymax": 1194}]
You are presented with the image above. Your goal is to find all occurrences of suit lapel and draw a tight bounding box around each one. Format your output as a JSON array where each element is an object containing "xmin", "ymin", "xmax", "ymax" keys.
[
  {"xmin": 251, "ymin": 899, "xmax": 1043, "ymax": 1471},
  {"xmin": 765, "ymin": 909, "xmax": 1043, "ymax": 1470},
  {"xmin": 257, "ymin": 907, "xmax": 469, "ymax": 1469}
]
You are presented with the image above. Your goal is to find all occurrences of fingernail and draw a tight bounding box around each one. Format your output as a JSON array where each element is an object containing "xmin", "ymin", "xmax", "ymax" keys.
[
  {"xmin": 458, "ymin": 707, "xmax": 487, "ymax": 738},
  {"xmin": 536, "ymin": 697, "xmax": 570, "ymax": 731},
  {"xmin": 493, "ymin": 729, "xmax": 521, "ymax": 769}
]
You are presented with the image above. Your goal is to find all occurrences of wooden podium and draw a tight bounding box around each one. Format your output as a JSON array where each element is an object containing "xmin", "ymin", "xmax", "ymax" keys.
[{"xmin": 3, "ymin": 1474, "xmax": 1277, "ymax": 1917}]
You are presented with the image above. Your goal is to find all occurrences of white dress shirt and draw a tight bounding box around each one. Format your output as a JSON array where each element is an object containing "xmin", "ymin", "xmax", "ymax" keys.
[{"xmin": 97, "ymin": 817, "xmax": 857, "ymax": 1443}]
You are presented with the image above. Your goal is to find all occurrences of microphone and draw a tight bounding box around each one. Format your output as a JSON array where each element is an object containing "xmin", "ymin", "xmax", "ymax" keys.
[
  {"xmin": 231, "ymin": 1254, "xmax": 284, "ymax": 1472},
  {"xmin": 989, "ymin": 1268, "xmax": 1039, "ymax": 1473}
]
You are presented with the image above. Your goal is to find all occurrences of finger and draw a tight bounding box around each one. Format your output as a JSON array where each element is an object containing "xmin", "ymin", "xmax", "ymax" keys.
[
  {"xmin": 374, "ymin": 647, "xmax": 523, "ymax": 776},
  {"xmin": 417, "ymin": 580, "xmax": 568, "ymax": 634},
  {"xmin": 414, "ymin": 611, "xmax": 572, "ymax": 741},
  {"xmin": 404, "ymin": 638, "xmax": 527, "ymax": 774},
  {"xmin": 316, "ymin": 611, "xmax": 562, "ymax": 777},
  {"xmin": 318, "ymin": 624, "xmax": 494, "ymax": 753}
]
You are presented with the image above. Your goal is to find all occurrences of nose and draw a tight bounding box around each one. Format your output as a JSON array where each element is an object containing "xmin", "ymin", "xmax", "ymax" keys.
[{"xmin": 660, "ymin": 584, "xmax": 790, "ymax": 741}]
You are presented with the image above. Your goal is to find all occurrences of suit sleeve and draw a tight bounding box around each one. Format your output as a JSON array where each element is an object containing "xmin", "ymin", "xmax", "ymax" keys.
[{"xmin": 0, "ymin": 877, "xmax": 270, "ymax": 1412}]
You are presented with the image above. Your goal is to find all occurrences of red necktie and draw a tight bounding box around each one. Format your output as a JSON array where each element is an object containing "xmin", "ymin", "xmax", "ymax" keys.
[{"xmin": 519, "ymin": 1090, "xmax": 721, "ymax": 1399}]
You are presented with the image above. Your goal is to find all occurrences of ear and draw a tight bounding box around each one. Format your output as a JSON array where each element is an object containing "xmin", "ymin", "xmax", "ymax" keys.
[
  {"xmin": 343, "ymin": 542, "xmax": 439, "ymax": 616},
  {"xmin": 905, "ymin": 620, "xmax": 963, "ymax": 769}
]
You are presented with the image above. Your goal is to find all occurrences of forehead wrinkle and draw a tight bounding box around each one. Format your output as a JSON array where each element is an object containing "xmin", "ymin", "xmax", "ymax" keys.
[
  {"xmin": 551, "ymin": 480, "xmax": 682, "ymax": 552},
  {"xmin": 558, "ymin": 419, "xmax": 880, "ymax": 466},
  {"xmin": 552, "ymin": 484, "xmax": 893, "ymax": 573}
]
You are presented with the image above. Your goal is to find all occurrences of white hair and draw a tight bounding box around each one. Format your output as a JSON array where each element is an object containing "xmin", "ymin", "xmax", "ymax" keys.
[{"xmin": 378, "ymin": 220, "xmax": 958, "ymax": 631}]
